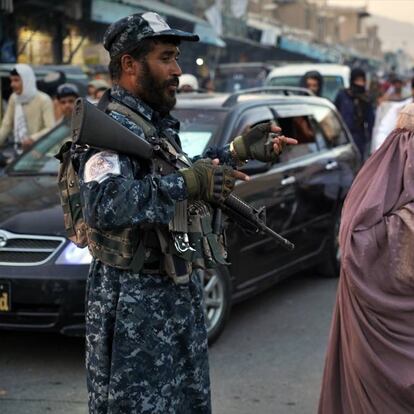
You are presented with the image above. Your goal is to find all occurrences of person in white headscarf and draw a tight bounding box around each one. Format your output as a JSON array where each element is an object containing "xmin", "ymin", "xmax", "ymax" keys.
[
  {"xmin": 178, "ymin": 73, "xmax": 199, "ymax": 93},
  {"xmin": 0, "ymin": 64, "xmax": 55, "ymax": 151},
  {"xmin": 371, "ymin": 77, "xmax": 414, "ymax": 154}
]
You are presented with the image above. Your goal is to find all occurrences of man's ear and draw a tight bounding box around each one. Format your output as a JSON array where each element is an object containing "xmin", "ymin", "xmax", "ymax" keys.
[{"xmin": 120, "ymin": 54, "xmax": 137, "ymax": 75}]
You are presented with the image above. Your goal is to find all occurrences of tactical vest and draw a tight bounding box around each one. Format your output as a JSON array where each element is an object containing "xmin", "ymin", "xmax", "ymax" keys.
[{"xmin": 57, "ymin": 93, "xmax": 228, "ymax": 284}]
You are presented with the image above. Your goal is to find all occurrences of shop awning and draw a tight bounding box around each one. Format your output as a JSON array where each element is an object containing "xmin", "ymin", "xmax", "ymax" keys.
[
  {"xmin": 91, "ymin": 0, "xmax": 225, "ymax": 47},
  {"xmin": 193, "ymin": 22, "xmax": 225, "ymax": 48},
  {"xmin": 278, "ymin": 36, "xmax": 341, "ymax": 63},
  {"xmin": 247, "ymin": 18, "xmax": 282, "ymax": 47}
]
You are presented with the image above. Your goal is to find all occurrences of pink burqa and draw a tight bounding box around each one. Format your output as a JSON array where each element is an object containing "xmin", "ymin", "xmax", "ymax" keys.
[{"xmin": 319, "ymin": 128, "xmax": 414, "ymax": 414}]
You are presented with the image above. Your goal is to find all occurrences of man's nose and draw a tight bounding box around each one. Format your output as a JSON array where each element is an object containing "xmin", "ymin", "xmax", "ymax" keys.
[{"xmin": 171, "ymin": 60, "xmax": 182, "ymax": 77}]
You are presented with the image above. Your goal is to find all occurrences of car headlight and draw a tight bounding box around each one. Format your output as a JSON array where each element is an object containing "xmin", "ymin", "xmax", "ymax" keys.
[{"xmin": 55, "ymin": 242, "xmax": 92, "ymax": 265}]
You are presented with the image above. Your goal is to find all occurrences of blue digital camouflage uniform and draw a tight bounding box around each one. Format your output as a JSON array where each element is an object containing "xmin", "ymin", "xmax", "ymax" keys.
[{"xmin": 76, "ymin": 85, "xmax": 211, "ymax": 414}]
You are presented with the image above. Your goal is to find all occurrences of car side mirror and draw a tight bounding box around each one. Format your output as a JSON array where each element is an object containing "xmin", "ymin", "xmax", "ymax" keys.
[{"xmin": 239, "ymin": 160, "xmax": 272, "ymax": 175}]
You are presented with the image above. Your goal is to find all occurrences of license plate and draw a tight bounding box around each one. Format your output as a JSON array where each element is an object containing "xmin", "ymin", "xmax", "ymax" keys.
[{"xmin": 0, "ymin": 281, "xmax": 11, "ymax": 312}]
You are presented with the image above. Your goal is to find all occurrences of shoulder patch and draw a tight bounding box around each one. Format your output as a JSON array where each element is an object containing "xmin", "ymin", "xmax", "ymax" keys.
[{"xmin": 84, "ymin": 151, "xmax": 121, "ymax": 184}]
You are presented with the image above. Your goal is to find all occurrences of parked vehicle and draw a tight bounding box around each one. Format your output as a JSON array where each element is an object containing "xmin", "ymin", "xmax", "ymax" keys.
[
  {"xmin": 0, "ymin": 89, "xmax": 359, "ymax": 343},
  {"xmin": 266, "ymin": 64, "xmax": 351, "ymax": 101}
]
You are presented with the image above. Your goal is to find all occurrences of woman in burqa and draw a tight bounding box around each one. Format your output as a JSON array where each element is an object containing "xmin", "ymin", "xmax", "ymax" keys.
[{"xmin": 319, "ymin": 103, "xmax": 414, "ymax": 414}]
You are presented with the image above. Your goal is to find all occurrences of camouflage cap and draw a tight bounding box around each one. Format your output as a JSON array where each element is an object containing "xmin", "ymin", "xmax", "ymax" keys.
[{"xmin": 103, "ymin": 12, "xmax": 199, "ymax": 57}]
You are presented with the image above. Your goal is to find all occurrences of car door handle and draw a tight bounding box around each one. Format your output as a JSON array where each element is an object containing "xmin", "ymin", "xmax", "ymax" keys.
[
  {"xmin": 281, "ymin": 176, "xmax": 296, "ymax": 186},
  {"xmin": 325, "ymin": 161, "xmax": 338, "ymax": 171}
]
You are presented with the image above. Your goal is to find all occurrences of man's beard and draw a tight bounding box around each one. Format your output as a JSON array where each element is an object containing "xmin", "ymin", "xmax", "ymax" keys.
[{"xmin": 138, "ymin": 61, "xmax": 179, "ymax": 116}]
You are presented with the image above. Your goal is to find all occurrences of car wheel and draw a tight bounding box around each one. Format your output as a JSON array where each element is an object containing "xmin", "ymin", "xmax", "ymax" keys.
[
  {"xmin": 318, "ymin": 211, "xmax": 341, "ymax": 278},
  {"xmin": 198, "ymin": 267, "xmax": 232, "ymax": 345}
]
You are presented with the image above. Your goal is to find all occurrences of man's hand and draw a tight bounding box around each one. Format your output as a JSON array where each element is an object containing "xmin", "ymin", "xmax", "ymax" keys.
[
  {"xmin": 179, "ymin": 158, "xmax": 249, "ymax": 204},
  {"xmin": 271, "ymin": 129, "xmax": 298, "ymax": 155},
  {"xmin": 231, "ymin": 122, "xmax": 298, "ymax": 163},
  {"xmin": 21, "ymin": 137, "xmax": 35, "ymax": 151}
]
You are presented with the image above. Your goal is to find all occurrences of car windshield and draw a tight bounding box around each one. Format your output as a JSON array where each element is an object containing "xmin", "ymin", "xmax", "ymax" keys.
[
  {"xmin": 9, "ymin": 122, "xmax": 71, "ymax": 175},
  {"xmin": 267, "ymin": 75, "xmax": 344, "ymax": 101},
  {"xmin": 172, "ymin": 108, "xmax": 227, "ymax": 158}
]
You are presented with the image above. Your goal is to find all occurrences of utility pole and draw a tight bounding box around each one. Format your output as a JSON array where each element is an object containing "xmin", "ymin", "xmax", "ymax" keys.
[{"xmin": 0, "ymin": 0, "xmax": 16, "ymax": 63}]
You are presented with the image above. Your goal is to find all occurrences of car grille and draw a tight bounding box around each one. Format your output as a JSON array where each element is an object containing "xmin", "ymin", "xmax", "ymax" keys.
[{"xmin": 0, "ymin": 230, "xmax": 65, "ymax": 266}]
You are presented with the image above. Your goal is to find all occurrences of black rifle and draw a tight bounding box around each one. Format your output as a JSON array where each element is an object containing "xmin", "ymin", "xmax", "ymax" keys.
[{"xmin": 71, "ymin": 98, "xmax": 294, "ymax": 251}]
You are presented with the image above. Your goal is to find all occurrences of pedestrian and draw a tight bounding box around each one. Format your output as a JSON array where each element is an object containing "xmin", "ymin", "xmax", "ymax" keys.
[
  {"xmin": 94, "ymin": 85, "xmax": 109, "ymax": 102},
  {"xmin": 56, "ymin": 83, "xmax": 79, "ymax": 124},
  {"xmin": 0, "ymin": 64, "xmax": 55, "ymax": 152},
  {"xmin": 37, "ymin": 70, "xmax": 67, "ymax": 121},
  {"xmin": 201, "ymin": 76, "xmax": 215, "ymax": 93},
  {"xmin": 87, "ymin": 79, "xmax": 110, "ymax": 104},
  {"xmin": 300, "ymin": 70, "xmax": 323, "ymax": 97},
  {"xmin": 334, "ymin": 68, "xmax": 374, "ymax": 160},
  {"xmin": 384, "ymin": 76, "xmax": 405, "ymax": 101},
  {"xmin": 69, "ymin": 11, "xmax": 296, "ymax": 414},
  {"xmin": 318, "ymin": 103, "xmax": 414, "ymax": 414},
  {"xmin": 93, "ymin": 79, "xmax": 110, "ymax": 103},
  {"xmin": 367, "ymin": 74, "xmax": 383, "ymax": 108},
  {"xmin": 371, "ymin": 77, "xmax": 414, "ymax": 153},
  {"xmin": 86, "ymin": 79, "xmax": 98, "ymax": 102},
  {"xmin": 178, "ymin": 73, "xmax": 199, "ymax": 93}
]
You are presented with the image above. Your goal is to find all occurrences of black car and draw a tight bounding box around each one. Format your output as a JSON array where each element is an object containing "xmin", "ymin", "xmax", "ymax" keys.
[{"xmin": 0, "ymin": 89, "xmax": 359, "ymax": 343}]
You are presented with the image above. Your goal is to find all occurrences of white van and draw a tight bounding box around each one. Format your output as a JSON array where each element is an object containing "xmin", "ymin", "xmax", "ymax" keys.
[{"xmin": 266, "ymin": 63, "xmax": 350, "ymax": 101}]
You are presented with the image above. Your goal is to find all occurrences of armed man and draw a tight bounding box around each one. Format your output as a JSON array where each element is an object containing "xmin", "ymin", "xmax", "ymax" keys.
[{"xmin": 65, "ymin": 12, "xmax": 296, "ymax": 414}]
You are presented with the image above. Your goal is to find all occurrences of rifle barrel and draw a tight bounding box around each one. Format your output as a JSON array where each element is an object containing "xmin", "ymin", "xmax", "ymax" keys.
[
  {"xmin": 224, "ymin": 194, "xmax": 295, "ymax": 251},
  {"xmin": 257, "ymin": 221, "xmax": 295, "ymax": 251}
]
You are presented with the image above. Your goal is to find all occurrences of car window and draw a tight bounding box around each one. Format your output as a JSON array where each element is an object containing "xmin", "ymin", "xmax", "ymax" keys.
[
  {"xmin": 233, "ymin": 106, "xmax": 274, "ymax": 137},
  {"xmin": 323, "ymin": 76, "xmax": 345, "ymax": 101},
  {"xmin": 308, "ymin": 105, "xmax": 348, "ymax": 148},
  {"xmin": 10, "ymin": 123, "xmax": 70, "ymax": 174},
  {"xmin": 267, "ymin": 75, "xmax": 344, "ymax": 101},
  {"xmin": 172, "ymin": 108, "xmax": 228, "ymax": 158},
  {"xmin": 277, "ymin": 115, "xmax": 319, "ymax": 162}
]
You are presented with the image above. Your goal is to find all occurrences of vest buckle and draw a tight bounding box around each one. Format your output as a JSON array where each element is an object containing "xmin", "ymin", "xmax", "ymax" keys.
[{"xmin": 173, "ymin": 233, "xmax": 195, "ymax": 254}]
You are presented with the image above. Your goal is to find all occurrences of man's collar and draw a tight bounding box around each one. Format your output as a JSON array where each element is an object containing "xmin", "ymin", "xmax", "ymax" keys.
[{"xmin": 111, "ymin": 84, "xmax": 154, "ymax": 122}]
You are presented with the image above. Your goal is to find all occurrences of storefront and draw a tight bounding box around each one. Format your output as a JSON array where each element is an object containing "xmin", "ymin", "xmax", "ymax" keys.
[
  {"xmin": 7, "ymin": 0, "xmax": 90, "ymax": 65},
  {"xmin": 90, "ymin": 0, "xmax": 226, "ymax": 76}
]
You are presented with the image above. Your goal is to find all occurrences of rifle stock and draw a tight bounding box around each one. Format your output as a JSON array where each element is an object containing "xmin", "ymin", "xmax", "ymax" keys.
[{"xmin": 72, "ymin": 98, "xmax": 154, "ymax": 160}]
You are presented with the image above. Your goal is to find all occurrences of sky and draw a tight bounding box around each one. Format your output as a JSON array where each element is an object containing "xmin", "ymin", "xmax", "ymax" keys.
[{"xmin": 327, "ymin": 0, "xmax": 414, "ymax": 25}]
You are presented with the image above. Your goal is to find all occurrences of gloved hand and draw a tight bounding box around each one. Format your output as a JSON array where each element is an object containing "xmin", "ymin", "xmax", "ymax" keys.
[
  {"xmin": 179, "ymin": 159, "xmax": 236, "ymax": 204},
  {"xmin": 231, "ymin": 122, "xmax": 295, "ymax": 163}
]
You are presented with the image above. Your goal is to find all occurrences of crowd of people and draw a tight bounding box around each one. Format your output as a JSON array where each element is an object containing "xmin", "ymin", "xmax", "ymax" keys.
[
  {"xmin": 0, "ymin": 63, "xmax": 215, "ymax": 166},
  {"xmin": 0, "ymin": 64, "xmax": 113, "ymax": 165},
  {"xmin": 1, "ymin": 60, "xmax": 411, "ymax": 168},
  {"xmin": 300, "ymin": 66, "xmax": 414, "ymax": 161}
]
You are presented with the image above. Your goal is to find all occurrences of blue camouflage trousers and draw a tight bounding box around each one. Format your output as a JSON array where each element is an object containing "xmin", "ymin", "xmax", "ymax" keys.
[{"xmin": 85, "ymin": 260, "xmax": 211, "ymax": 414}]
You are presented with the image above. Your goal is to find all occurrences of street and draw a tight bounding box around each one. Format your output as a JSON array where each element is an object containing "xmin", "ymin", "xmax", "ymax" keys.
[{"xmin": 0, "ymin": 272, "xmax": 337, "ymax": 414}]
